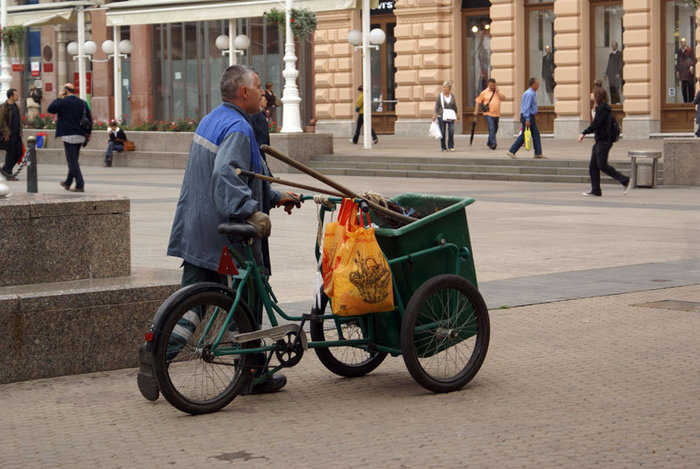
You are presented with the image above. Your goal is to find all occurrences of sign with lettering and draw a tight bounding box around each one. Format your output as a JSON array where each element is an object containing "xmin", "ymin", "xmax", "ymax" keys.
[
  {"xmin": 73, "ymin": 72, "xmax": 92, "ymax": 94},
  {"xmin": 371, "ymin": 0, "xmax": 394, "ymax": 14}
]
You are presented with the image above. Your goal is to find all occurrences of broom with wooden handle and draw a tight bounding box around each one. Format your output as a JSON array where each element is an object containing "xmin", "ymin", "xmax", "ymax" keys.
[{"xmin": 259, "ymin": 145, "xmax": 416, "ymax": 224}]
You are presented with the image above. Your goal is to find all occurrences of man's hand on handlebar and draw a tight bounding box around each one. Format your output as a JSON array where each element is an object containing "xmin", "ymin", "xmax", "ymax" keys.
[
  {"xmin": 245, "ymin": 211, "xmax": 271, "ymax": 237},
  {"xmin": 278, "ymin": 191, "xmax": 301, "ymax": 215}
]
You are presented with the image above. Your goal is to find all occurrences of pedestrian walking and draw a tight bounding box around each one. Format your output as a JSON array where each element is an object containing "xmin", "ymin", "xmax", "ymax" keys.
[
  {"xmin": 433, "ymin": 81, "xmax": 459, "ymax": 152},
  {"xmin": 507, "ymin": 77, "xmax": 545, "ymax": 159},
  {"xmin": 474, "ymin": 78, "xmax": 505, "ymax": 150},
  {"xmin": 0, "ymin": 88, "xmax": 24, "ymax": 181},
  {"xmin": 104, "ymin": 120, "xmax": 127, "ymax": 167},
  {"xmin": 47, "ymin": 83, "xmax": 92, "ymax": 192},
  {"xmin": 136, "ymin": 64, "xmax": 301, "ymax": 402},
  {"xmin": 352, "ymin": 85, "xmax": 378, "ymax": 144},
  {"xmin": 577, "ymin": 86, "xmax": 630, "ymax": 197},
  {"xmin": 693, "ymin": 89, "xmax": 700, "ymax": 137}
]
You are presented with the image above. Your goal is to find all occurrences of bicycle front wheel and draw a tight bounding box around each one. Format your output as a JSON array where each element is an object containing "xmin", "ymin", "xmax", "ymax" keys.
[{"xmin": 153, "ymin": 287, "xmax": 254, "ymax": 414}]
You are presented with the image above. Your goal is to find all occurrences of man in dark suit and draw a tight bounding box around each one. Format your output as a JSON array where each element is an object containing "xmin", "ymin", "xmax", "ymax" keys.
[
  {"xmin": 47, "ymin": 83, "xmax": 92, "ymax": 192},
  {"xmin": 0, "ymin": 88, "xmax": 23, "ymax": 181}
]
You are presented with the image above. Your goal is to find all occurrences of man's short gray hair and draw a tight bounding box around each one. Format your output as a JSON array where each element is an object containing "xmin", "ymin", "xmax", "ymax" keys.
[{"xmin": 221, "ymin": 65, "xmax": 258, "ymax": 101}]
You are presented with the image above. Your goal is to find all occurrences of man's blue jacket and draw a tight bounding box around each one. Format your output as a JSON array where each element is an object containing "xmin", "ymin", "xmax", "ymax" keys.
[{"xmin": 167, "ymin": 102, "xmax": 280, "ymax": 272}]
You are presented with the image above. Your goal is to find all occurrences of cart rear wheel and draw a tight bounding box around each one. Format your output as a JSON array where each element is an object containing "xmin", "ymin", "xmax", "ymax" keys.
[
  {"xmin": 401, "ymin": 274, "xmax": 489, "ymax": 393},
  {"xmin": 310, "ymin": 296, "xmax": 387, "ymax": 378},
  {"xmin": 153, "ymin": 288, "xmax": 254, "ymax": 414}
]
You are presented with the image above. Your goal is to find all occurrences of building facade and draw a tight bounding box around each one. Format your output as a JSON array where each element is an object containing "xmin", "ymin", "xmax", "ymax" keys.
[
  {"xmin": 314, "ymin": 0, "xmax": 700, "ymax": 138},
  {"xmin": 11, "ymin": 0, "xmax": 700, "ymax": 139}
]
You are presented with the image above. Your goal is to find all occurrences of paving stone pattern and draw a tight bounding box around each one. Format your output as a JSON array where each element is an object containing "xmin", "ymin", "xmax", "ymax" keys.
[{"xmin": 1, "ymin": 286, "xmax": 698, "ymax": 468}]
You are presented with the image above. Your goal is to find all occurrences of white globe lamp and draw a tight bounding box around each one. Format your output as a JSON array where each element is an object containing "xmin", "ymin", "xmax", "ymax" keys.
[
  {"xmin": 369, "ymin": 28, "xmax": 386, "ymax": 45},
  {"xmin": 215, "ymin": 34, "xmax": 229, "ymax": 51},
  {"xmin": 83, "ymin": 41, "xmax": 98, "ymax": 55},
  {"xmin": 347, "ymin": 30, "xmax": 361, "ymax": 47},
  {"xmin": 101, "ymin": 40, "xmax": 115, "ymax": 55},
  {"xmin": 67, "ymin": 41, "xmax": 79, "ymax": 56},
  {"xmin": 118, "ymin": 39, "xmax": 133, "ymax": 55},
  {"xmin": 234, "ymin": 34, "xmax": 250, "ymax": 51}
]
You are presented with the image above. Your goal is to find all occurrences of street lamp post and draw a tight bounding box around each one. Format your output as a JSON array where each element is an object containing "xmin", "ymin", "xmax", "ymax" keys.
[
  {"xmin": 102, "ymin": 34, "xmax": 132, "ymax": 122},
  {"xmin": 0, "ymin": 0, "xmax": 12, "ymax": 98},
  {"xmin": 76, "ymin": 6, "xmax": 87, "ymax": 101},
  {"xmin": 348, "ymin": 1, "xmax": 386, "ymax": 149},
  {"xmin": 280, "ymin": 0, "xmax": 302, "ymax": 133},
  {"xmin": 361, "ymin": 0, "xmax": 371, "ymax": 149},
  {"xmin": 215, "ymin": 31, "xmax": 250, "ymax": 66}
]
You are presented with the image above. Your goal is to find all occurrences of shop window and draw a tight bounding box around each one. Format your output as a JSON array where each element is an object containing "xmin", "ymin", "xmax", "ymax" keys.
[
  {"xmin": 665, "ymin": 0, "xmax": 697, "ymax": 104},
  {"xmin": 592, "ymin": 3, "xmax": 624, "ymax": 105},
  {"xmin": 527, "ymin": 7, "xmax": 556, "ymax": 106},
  {"xmin": 465, "ymin": 15, "xmax": 492, "ymax": 106},
  {"xmin": 369, "ymin": 21, "xmax": 396, "ymax": 113}
]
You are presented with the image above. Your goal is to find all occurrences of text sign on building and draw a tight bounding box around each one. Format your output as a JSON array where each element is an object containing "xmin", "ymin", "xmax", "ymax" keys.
[
  {"xmin": 31, "ymin": 62, "xmax": 40, "ymax": 77},
  {"xmin": 73, "ymin": 72, "xmax": 92, "ymax": 94},
  {"xmin": 12, "ymin": 64, "xmax": 25, "ymax": 72},
  {"xmin": 43, "ymin": 63, "xmax": 53, "ymax": 73},
  {"xmin": 371, "ymin": 0, "xmax": 394, "ymax": 14}
]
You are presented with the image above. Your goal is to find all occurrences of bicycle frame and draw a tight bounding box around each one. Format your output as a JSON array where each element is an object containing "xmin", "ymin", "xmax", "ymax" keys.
[{"xmin": 201, "ymin": 197, "xmax": 472, "ymax": 375}]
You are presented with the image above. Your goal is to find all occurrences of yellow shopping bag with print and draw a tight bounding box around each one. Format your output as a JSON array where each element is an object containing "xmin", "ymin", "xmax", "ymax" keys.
[
  {"xmin": 524, "ymin": 127, "xmax": 532, "ymax": 151},
  {"xmin": 331, "ymin": 224, "xmax": 394, "ymax": 316},
  {"xmin": 322, "ymin": 199, "xmax": 358, "ymax": 297}
]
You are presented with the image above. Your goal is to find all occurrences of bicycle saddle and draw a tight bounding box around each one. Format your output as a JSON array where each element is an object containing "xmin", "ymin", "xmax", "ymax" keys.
[{"xmin": 217, "ymin": 222, "xmax": 259, "ymax": 240}]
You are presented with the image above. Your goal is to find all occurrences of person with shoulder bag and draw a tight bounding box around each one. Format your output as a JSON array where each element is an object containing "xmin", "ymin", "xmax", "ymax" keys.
[
  {"xmin": 47, "ymin": 83, "xmax": 92, "ymax": 192},
  {"xmin": 0, "ymin": 88, "xmax": 24, "ymax": 181},
  {"xmin": 577, "ymin": 86, "xmax": 630, "ymax": 197},
  {"xmin": 433, "ymin": 81, "xmax": 459, "ymax": 152},
  {"xmin": 474, "ymin": 78, "xmax": 506, "ymax": 150}
]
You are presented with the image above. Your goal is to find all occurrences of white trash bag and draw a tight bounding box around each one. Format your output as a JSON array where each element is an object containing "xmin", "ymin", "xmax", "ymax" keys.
[{"xmin": 429, "ymin": 121, "xmax": 442, "ymax": 140}]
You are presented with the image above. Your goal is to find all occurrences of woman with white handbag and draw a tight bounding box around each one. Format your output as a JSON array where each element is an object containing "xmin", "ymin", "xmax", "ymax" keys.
[{"xmin": 432, "ymin": 81, "xmax": 459, "ymax": 152}]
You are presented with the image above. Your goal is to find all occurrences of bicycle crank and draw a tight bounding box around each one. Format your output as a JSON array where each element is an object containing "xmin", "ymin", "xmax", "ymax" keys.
[
  {"xmin": 230, "ymin": 324, "xmax": 308, "ymax": 350},
  {"xmin": 275, "ymin": 331, "xmax": 304, "ymax": 367}
]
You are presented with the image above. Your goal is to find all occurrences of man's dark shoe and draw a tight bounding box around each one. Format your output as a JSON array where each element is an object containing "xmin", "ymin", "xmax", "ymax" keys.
[
  {"xmin": 248, "ymin": 373, "xmax": 287, "ymax": 395},
  {"xmin": 137, "ymin": 344, "xmax": 160, "ymax": 401},
  {"xmin": 60, "ymin": 181, "xmax": 70, "ymax": 190}
]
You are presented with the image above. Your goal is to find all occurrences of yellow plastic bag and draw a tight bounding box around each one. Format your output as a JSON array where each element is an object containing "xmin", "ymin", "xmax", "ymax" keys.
[
  {"xmin": 524, "ymin": 127, "xmax": 532, "ymax": 151},
  {"xmin": 331, "ymin": 225, "xmax": 394, "ymax": 316},
  {"xmin": 321, "ymin": 199, "xmax": 358, "ymax": 297}
]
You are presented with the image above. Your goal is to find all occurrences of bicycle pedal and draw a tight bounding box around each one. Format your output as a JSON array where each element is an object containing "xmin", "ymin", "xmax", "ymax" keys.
[{"xmin": 231, "ymin": 324, "xmax": 308, "ymax": 350}]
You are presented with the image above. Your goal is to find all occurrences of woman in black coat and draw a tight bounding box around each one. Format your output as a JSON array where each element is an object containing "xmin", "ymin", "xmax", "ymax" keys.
[{"xmin": 577, "ymin": 86, "xmax": 630, "ymax": 197}]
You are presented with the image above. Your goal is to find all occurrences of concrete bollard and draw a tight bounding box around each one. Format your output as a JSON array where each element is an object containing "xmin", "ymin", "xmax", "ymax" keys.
[{"xmin": 26, "ymin": 136, "xmax": 38, "ymax": 193}]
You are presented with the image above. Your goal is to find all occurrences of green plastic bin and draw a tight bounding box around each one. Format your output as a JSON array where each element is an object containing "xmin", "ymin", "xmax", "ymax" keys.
[{"xmin": 366, "ymin": 193, "xmax": 478, "ymax": 351}]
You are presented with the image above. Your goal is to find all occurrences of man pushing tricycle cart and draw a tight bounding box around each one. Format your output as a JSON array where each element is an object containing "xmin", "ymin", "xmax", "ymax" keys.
[{"xmin": 137, "ymin": 65, "xmax": 489, "ymax": 415}]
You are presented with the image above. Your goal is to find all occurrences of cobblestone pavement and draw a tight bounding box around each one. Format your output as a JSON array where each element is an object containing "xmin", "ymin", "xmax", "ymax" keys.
[
  {"xmin": 2, "ymin": 159, "xmax": 698, "ymax": 467},
  {"xmin": 2, "ymin": 285, "xmax": 698, "ymax": 468}
]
